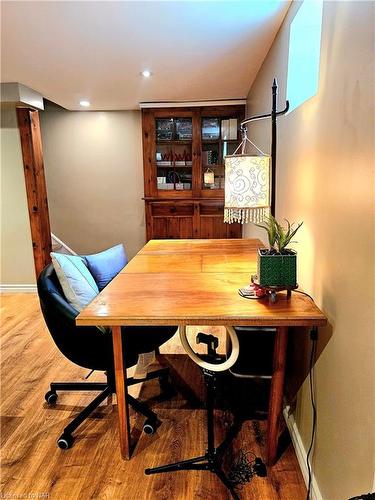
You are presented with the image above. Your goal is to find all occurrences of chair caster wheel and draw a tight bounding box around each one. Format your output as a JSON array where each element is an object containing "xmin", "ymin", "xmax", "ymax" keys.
[
  {"xmin": 143, "ymin": 419, "xmax": 158, "ymax": 435},
  {"xmin": 45, "ymin": 390, "xmax": 58, "ymax": 405},
  {"xmin": 57, "ymin": 433, "xmax": 74, "ymax": 450}
]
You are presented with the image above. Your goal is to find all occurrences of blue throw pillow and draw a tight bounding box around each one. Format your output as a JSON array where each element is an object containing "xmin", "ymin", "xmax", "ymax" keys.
[
  {"xmin": 84, "ymin": 244, "xmax": 128, "ymax": 290},
  {"xmin": 51, "ymin": 252, "xmax": 99, "ymax": 311}
]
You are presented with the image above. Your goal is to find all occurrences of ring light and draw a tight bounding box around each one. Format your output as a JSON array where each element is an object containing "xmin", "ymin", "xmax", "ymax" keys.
[{"xmin": 179, "ymin": 325, "xmax": 239, "ymax": 372}]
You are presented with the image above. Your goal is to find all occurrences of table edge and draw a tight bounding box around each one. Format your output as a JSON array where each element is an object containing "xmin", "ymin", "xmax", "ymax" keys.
[{"xmin": 76, "ymin": 317, "xmax": 328, "ymax": 327}]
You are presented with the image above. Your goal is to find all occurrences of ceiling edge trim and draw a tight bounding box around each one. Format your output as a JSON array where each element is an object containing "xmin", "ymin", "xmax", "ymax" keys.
[{"xmin": 139, "ymin": 99, "xmax": 246, "ymax": 109}]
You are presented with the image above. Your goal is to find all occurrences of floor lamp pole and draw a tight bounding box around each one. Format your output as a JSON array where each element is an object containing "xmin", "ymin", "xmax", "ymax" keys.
[{"xmin": 271, "ymin": 78, "xmax": 278, "ymax": 216}]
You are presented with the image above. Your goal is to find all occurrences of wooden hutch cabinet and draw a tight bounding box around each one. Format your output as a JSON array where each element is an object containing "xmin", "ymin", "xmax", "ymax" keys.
[{"xmin": 142, "ymin": 105, "xmax": 244, "ymax": 240}]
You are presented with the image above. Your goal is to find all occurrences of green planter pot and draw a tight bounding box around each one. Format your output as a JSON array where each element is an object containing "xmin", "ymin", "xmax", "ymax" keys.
[{"xmin": 257, "ymin": 248, "xmax": 297, "ymax": 287}]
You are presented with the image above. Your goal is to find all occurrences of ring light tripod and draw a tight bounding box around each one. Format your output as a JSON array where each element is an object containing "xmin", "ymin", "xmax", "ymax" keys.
[{"xmin": 145, "ymin": 326, "xmax": 266, "ymax": 499}]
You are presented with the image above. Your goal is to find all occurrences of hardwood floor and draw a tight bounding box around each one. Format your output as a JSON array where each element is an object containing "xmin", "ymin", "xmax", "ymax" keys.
[{"xmin": 0, "ymin": 293, "xmax": 306, "ymax": 499}]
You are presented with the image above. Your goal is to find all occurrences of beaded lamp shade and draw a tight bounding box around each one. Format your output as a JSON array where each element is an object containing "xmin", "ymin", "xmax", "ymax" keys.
[{"xmin": 224, "ymin": 155, "xmax": 271, "ymax": 224}]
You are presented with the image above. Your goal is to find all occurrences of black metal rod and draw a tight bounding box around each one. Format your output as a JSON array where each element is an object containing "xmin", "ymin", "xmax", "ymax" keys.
[
  {"xmin": 127, "ymin": 394, "xmax": 158, "ymax": 421},
  {"xmin": 51, "ymin": 382, "xmax": 108, "ymax": 391},
  {"xmin": 126, "ymin": 367, "xmax": 169, "ymax": 386},
  {"xmin": 145, "ymin": 455, "xmax": 207, "ymax": 475},
  {"xmin": 63, "ymin": 386, "xmax": 112, "ymax": 435},
  {"xmin": 241, "ymin": 111, "xmax": 272, "ymax": 125},
  {"xmin": 241, "ymin": 102, "xmax": 289, "ymax": 126},
  {"xmin": 271, "ymin": 78, "xmax": 278, "ymax": 216}
]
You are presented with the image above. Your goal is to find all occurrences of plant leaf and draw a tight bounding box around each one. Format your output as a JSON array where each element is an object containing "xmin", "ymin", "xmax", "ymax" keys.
[{"xmin": 283, "ymin": 222, "xmax": 304, "ymax": 248}]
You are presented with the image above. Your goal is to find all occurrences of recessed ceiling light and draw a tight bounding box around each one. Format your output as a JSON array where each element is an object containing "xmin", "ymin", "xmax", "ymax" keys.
[
  {"xmin": 79, "ymin": 100, "xmax": 90, "ymax": 107},
  {"xmin": 141, "ymin": 70, "xmax": 152, "ymax": 78}
]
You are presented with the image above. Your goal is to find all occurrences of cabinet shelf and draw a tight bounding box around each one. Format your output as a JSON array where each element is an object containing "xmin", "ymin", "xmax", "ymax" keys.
[
  {"xmin": 157, "ymin": 165, "xmax": 193, "ymax": 169},
  {"xmin": 202, "ymin": 139, "xmax": 238, "ymax": 144},
  {"xmin": 157, "ymin": 140, "xmax": 192, "ymax": 145}
]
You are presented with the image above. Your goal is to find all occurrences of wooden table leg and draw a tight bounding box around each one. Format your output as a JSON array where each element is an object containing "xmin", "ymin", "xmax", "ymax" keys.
[
  {"xmin": 112, "ymin": 326, "xmax": 131, "ymax": 460},
  {"xmin": 266, "ymin": 326, "xmax": 288, "ymax": 465}
]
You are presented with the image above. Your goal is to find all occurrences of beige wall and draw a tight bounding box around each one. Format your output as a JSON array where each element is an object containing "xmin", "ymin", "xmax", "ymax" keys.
[
  {"xmin": 0, "ymin": 104, "xmax": 35, "ymax": 285},
  {"xmin": 40, "ymin": 105, "xmax": 145, "ymax": 259},
  {"xmin": 245, "ymin": 1, "xmax": 374, "ymax": 498}
]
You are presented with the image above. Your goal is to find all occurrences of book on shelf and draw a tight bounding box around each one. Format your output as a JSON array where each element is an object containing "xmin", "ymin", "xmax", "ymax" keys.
[
  {"xmin": 202, "ymin": 151, "xmax": 218, "ymax": 165},
  {"xmin": 157, "ymin": 161, "xmax": 172, "ymax": 166},
  {"xmin": 229, "ymin": 119, "xmax": 238, "ymax": 140},
  {"xmin": 175, "ymin": 161, "xmax": 192, "ymax": 166},
  {"xmin": 221, "ymin": 119, "xmax": 238, "ymax": 140},
  {"xmin": 158, "ymin": 183, "xmax": 174, "ymax": 190},
  {"xmin": 221, "ymin": 119, "xmax": 229, "ymax": 140}
]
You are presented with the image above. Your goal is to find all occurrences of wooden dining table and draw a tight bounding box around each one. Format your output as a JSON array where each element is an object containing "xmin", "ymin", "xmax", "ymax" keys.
[{"xmin": 76, "ymin": 238, "xmax": 327, "ymax": 465}]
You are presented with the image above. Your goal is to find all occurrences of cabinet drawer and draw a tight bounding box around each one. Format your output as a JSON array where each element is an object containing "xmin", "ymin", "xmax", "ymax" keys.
[
  {"xmin": 151, "ymin": 203, "xmax": 194, "ymax": 217},
  {"xmin": 200, "ymin": 202, "xmax": 224, "ymax": 216}
]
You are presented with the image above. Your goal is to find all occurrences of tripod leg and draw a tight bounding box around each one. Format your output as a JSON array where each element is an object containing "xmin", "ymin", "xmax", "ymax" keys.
[
  {"xmin": 215, "ymin": 467, "xmax": 240, "ymax": 500},
  {"xmin": 145, "ymin": 454, "xmax": 207, "ymax": 475}
]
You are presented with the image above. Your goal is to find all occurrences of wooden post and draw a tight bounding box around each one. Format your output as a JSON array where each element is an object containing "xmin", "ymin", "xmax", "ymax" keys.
[
  {"xmin": 266, "ymin": 326, "xmax": 288, "ymax": 465},
  {"xmin": 16, "ymin": 108, "xmax": 52, "ymax": 278}
]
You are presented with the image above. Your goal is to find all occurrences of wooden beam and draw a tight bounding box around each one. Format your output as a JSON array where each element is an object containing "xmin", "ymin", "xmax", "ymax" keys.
[{"xmin": 16, "ymin": 108, "xmax": 52, "ymax": 278}]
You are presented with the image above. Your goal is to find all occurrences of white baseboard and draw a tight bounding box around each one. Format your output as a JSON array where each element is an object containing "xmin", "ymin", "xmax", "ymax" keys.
[
  {"xmin": 0, "ymin": 284, "xmax": 37, "ymax": 293},
  {"xmin": 284, "ymin": 407, "xmax": 323, "ymax": 500}
]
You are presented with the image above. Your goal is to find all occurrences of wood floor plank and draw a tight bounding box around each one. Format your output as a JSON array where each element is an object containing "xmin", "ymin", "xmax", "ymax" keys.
[{"xmin": 1, "ymin": 293, "xmax": 306, "ymax": 499}]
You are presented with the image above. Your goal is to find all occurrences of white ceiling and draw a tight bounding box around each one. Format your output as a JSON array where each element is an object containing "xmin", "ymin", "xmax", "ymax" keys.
[{"xmin": 1, "ymin": 1, "xmax": 290, "ymax": 110}]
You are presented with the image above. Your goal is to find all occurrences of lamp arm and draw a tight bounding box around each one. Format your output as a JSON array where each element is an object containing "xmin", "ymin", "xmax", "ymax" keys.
[
  {"xmin": 240, "ymin": 100, "xmax": 289, "ymax": 127},
  {"xmin": 278, "ymin": 100, "xmax": 290, "ymax": 116}
]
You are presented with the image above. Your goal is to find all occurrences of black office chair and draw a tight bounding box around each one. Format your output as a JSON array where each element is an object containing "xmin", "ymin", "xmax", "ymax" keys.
[{"xmin": 37, "ymin": 263, "xmax": 177, "ymax": 450}]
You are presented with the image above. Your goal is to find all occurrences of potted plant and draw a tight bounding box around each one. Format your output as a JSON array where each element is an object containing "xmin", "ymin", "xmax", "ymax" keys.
[{"xmin": 255, "ymin": 215, "xmax": 303, "ymax": 287}]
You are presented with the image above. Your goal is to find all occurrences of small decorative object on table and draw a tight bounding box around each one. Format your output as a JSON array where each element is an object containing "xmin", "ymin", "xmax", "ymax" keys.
[{"xmin": 252, "ymin": 215, "xmax": 303, "ymax": 302}]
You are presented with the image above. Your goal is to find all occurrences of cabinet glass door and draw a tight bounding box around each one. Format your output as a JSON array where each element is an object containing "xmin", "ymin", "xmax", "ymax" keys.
[
  {"xmin": 156, "ymin": 118, "xmax": 192, "ymax": 191},
  {"xmin": 201, "ymin": 117, "xmax": 240, "ymax": 190}
]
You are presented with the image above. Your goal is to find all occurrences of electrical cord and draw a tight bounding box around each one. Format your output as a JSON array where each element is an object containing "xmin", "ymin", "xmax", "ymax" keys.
[
  {"xmin": 348, "ymin": 494, "xmax": 375, "ymax": 500},
  {"xmin": 306, "ymin": 329, "xmax": 318, "ymax": 500},
  {"xmin": 294, "ymin": 292, "xmax": 319, "ymax": 500},
  {"xmin": 228, "ymin": 450, "xmax": 267, "ymax": 490},
  {"xmin": 292, "ymin": 289, "xmax": 315, "ymax": 302},
  {"xmin": 295, "ymin": 284, "xmax": 319, "ymax": 499},
  {"xmin": 228, "ymin": 450, "xmax": 256, "ymax": 489}
]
